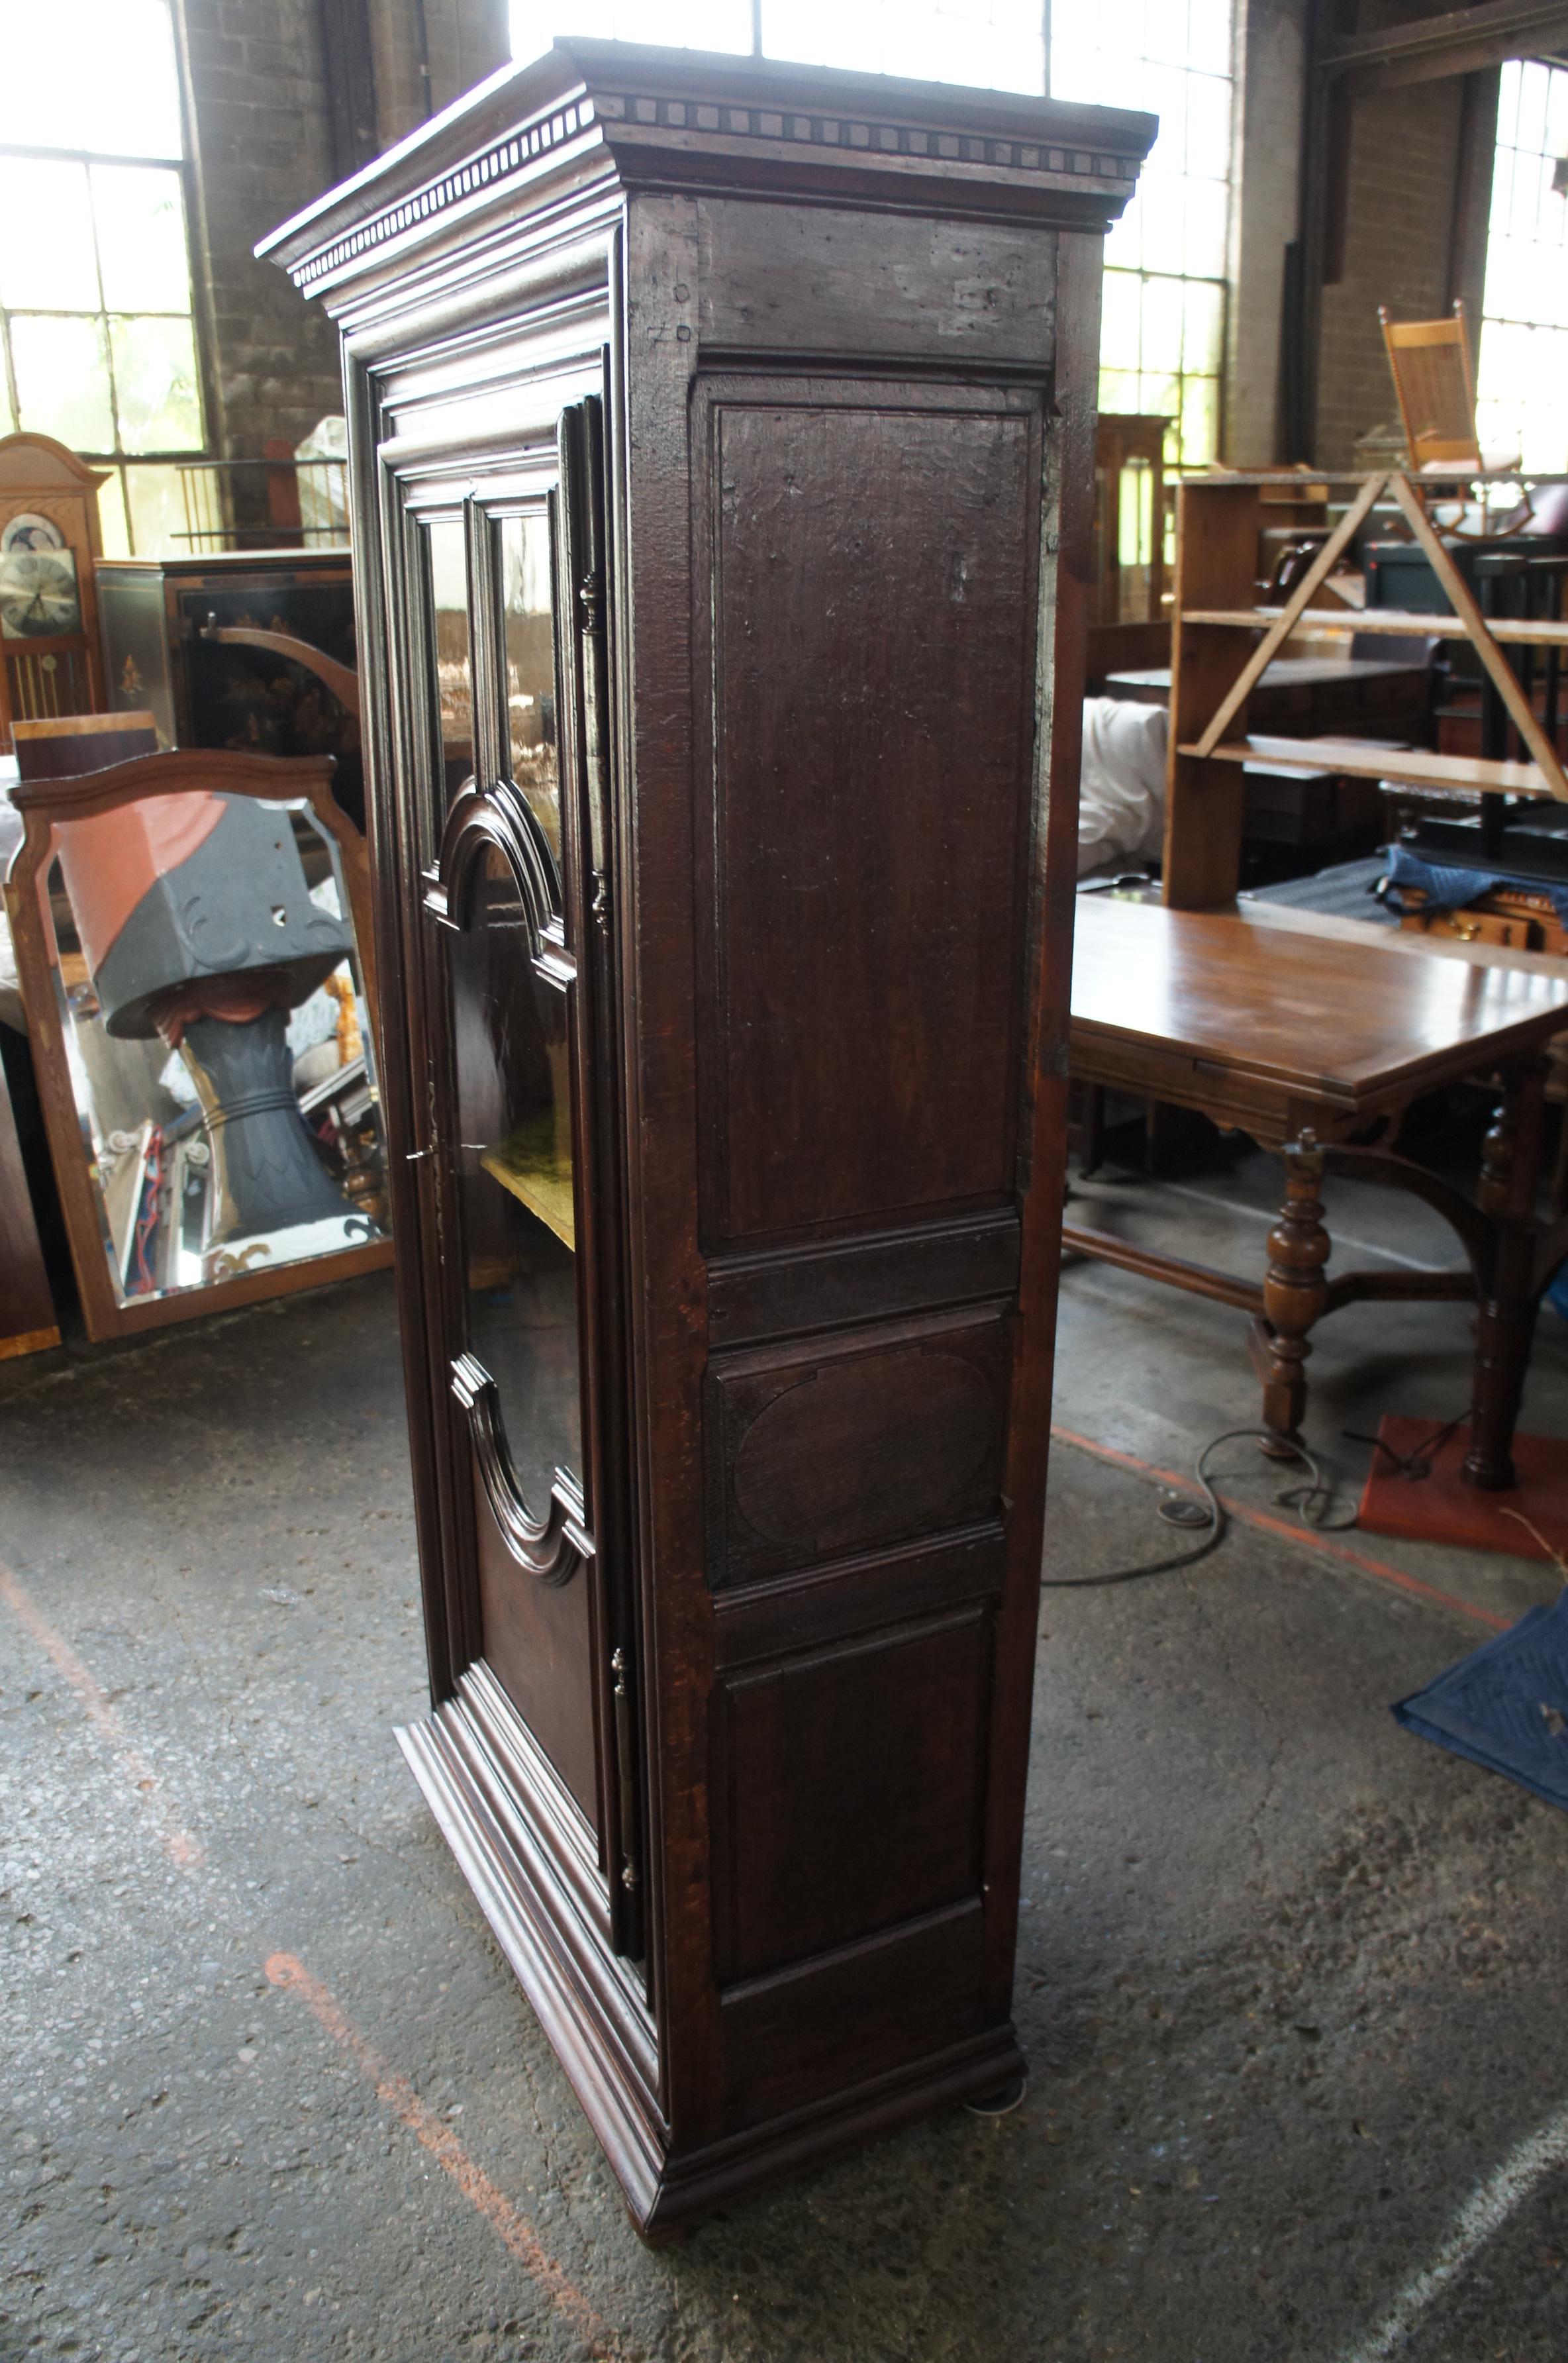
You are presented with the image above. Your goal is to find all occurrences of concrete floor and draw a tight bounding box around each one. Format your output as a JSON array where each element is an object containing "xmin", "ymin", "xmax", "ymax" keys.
[{"xmin": 3, "ymin": 1134, "xmax": 1568, "ymax": 2363}]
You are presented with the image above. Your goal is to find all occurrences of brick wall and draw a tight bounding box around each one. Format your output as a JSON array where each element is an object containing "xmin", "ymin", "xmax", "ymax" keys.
[
  {"xmin": 175, "ymin": 0, "xmax": 510, "ymax": 465},
  {"xmin": 1314, "ymin": 2, "xmax": 1498, "ymax": 470},
  {"xmin": 1226, "ymin": 0, "xmax": 1307, "ymax": 464}
]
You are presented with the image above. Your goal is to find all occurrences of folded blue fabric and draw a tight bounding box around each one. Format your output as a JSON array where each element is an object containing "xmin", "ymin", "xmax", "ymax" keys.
[
  {"xmin": 1394, "ymin": 1591, "xmax": 1568, "ymax": 1808},
  {"xmin": 1382, "ymin": 842, "xmax": 1568, "ymax": 927}
]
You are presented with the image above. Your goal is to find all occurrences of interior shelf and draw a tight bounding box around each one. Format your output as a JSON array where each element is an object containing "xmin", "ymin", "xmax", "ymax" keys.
[
  {"xmin": 1183, "ymin": 605, "xmax": 1568, "ymax": 648},
  {"xmin": 479, "ymin": 1116, "xmax": 576, "ymax": 1250},
  {"xmin": 1181, "ymin": 734, "xmax": 1560, "ymax": 799}
]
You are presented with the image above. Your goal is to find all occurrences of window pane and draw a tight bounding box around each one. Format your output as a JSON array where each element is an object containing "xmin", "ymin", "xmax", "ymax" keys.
[
  {"xmin": 1516, "ymin": 60, "xmax": 1549, "ymax": 158},
  {"xmin": 1104, "ymin": 189, "xmax": 1145, "ymax": 274},
  {"xmin": 1140, "ymin": 274, "xmax": 1185, "ymax": 373},
  {"xmin": 93, "ymin": 166, "xmax": 192, "ymax": 313},
  {"xmin": 1139, "ymin": 178, "xmax": 1189, "ymax": 276},
  {"xmin": 8, "ymin": 0, "xmax": 183, "ymax": 158},
  {"xmin": 760, "ymin": 0, "xmax": 1041, "ymax": 89},
  {"xmin": 1185, "ymin": 72, "xmax": 1234, "ymax": 179},
  {"xmin": 1142, "ymin": 65, "xmax": 1193, "ymax": 174},
  {"xmin": 124, "ymin": 461, "xmax": 194, "ymax": 557},
  {"xmin": 1099, "ymin": 367, "xmax": 1144, "ymax": 417},
  {"xmin": 97, "ymin": 468, "xmax": 131, "ymax": 559},
  {"xmin": 511, "ymin": 0, "xmax": 749, "ymax": 56},
  {"xmin": 1185, "ymin": 0, "xmax": 1232, "ymax": 75},
  {"xmin": 11, "ymin": 314, "xmax": 115, "ymax": 450},
  {"xmin": 109, "ymin": 315, "xmax": 202, "ymax": 452},
  {"xmin": 0, "ymin": 159, "xmax": 100, "ymax": 310},
  {"xmin": 1100, "ymin": 270, "xmax": 1142, "ymax": 373},
  {"xmin": 499, "ymin": 513, "xmax": 562, "ymax": 862},
  {"xmin": 1479, "ymin": 58, "xmax": 1568, "ymax": 473},
  {"xmin": 1181, "ymin": 375, "xmax": 1219, "ymax": 466},
  {"xmin": 1181, "ymin": 176, "xmax": 1230, "ymax": 277},
  {"xmin": 1181, "ymin": 276, "xmax": 1224, "ymax": 373},
  {"xmin": 1145, "ymin": 0, "xmax": 1191, "ymax": 69}
]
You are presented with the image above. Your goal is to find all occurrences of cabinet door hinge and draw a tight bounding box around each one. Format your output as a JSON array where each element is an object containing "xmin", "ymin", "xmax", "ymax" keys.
[{"xmin": 578, "ymin": 570, "xmax": 604, "ymax": 636}]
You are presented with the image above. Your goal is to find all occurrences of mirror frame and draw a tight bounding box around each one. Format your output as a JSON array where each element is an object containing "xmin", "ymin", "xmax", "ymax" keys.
[{"xmin": 3, "ymin": 746, "xmax": 393, "ymax": 1342}]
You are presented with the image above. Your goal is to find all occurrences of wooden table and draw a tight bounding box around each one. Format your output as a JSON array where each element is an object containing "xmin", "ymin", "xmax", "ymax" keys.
[{"xmin": 1065, "ymin": 897, "xmax": 1568, "ymax": 1487}]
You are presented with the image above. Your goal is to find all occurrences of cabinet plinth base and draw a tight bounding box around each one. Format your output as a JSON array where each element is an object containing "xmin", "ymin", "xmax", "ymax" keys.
[{"xmin": 399, "ymin": 1697, "xmax": 1026, "ymax": 2239}]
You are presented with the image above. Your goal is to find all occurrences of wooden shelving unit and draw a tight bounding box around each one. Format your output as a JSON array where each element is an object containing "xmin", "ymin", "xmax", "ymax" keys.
[{"xmin": 1165, "ymin": 468, "xmax": 1568, "ymax": 909}]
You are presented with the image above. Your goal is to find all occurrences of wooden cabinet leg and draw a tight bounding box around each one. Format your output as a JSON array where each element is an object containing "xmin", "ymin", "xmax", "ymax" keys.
[
  {"xmin": 1252, "ymin": 1132, "xmax": 1330, "ymax": 1458},
  {"xmin": 1465, "ymin": 1062, "xmax": 1547, "ymax": 1489}
]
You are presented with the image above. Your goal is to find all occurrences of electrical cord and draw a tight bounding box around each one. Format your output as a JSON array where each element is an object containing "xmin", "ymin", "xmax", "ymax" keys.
[
  {"xmin": 1342, "ymin": 1413, "xmax": 1463, "ymax": 1481},
  {"xmin": 1042, "ymin": 1427, "xmax": 1356, "ymax": 1589}
]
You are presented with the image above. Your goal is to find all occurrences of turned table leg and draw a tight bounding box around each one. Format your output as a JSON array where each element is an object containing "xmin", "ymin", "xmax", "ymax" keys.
[
  {"xmin": 1465, "ymin": 1060, "xmax": 1548, "ymax": 1490},
  {"xmin": 1252, "ymin": 1132, "xmax": 1331, "ymax": 1458}
]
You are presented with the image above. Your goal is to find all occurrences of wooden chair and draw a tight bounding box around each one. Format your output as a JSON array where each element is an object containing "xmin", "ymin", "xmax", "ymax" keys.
[
  {"xmin": 1381, "ymin": 302, "xmax": 1484, "ymax": 472},
  {"xmin": 1379, "ymin": 301, "xmax": 1528, "ymax": 535}
]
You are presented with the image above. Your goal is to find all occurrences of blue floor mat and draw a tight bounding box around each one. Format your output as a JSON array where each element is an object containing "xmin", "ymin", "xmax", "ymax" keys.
[{"xmin": 1395, "ymin": 1590, "xmax": 1568, "ymax": 1808}]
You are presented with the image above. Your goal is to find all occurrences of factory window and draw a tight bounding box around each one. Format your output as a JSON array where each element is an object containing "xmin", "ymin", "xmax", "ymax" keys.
[
  {"xmin": 0, "ymin": 0, "xmax": 207, "ymax": 555},
  {"xmin": 1051, "ymin": 1, "xmax": 1234, "ymax": 468},
  {"xmin": 1476, "ymin": 58, "xmax": 1568, "ymax": 474},
  {"xmin": 510, "ymin": 1, "xmax": 1235, "ymax": 468}
]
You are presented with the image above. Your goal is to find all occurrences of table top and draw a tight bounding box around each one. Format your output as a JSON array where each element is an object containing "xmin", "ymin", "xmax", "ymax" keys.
[
  {"xmin": 1104, "ymin": 657, "xmax": 1427, "ymax": 694},
  {"xmin": 1071, "ymin": 897, "xmax": 1568, "ymax": 1105}
]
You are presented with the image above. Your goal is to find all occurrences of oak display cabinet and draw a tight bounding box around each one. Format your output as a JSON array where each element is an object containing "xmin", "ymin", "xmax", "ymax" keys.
[{"xmin": 264, "ymin": 40, "xmax": 1151, "ymax": 2237}]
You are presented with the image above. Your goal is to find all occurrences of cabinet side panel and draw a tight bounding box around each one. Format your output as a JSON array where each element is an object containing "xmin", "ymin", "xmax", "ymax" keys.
[
  {"xmin": 705, "ymin": 390, "xmax": 1038, "ymax": 1242},
  {"xmin": 712, "ymin": 1606, "xmax": 992, "ymax": 1985}
]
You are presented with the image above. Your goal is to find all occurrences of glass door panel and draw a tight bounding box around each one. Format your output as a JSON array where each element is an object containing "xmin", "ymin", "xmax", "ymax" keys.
[
  {"xmin": 499, "ymin": 512, "xmax": 562, "ymax": 864},
  {"xmin": 450, "ymin": 842, "xmax": 581, "ymax": 1517},
  {"xmin": 424, "ymin": 515, "xmax": 473, "ymax": 803}
]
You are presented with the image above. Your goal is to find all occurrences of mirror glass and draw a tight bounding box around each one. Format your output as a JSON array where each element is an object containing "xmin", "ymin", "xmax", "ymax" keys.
[
  {"xmin": 449, "ymin": 842, "xmax": 581, "ymax": 1518},
  {"xmin": 499, "ymin": 511, "xmax": 562, "ymax": 864},
  {"xmin": 39, "ymin": 790, "xmax": 387, "ymax": 1304}
]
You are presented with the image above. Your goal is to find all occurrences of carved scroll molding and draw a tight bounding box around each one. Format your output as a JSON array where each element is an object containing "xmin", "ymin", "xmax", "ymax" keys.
[{"xmin": 452, "ymin": 1353, "xmax": 593, "ymax": 1585}]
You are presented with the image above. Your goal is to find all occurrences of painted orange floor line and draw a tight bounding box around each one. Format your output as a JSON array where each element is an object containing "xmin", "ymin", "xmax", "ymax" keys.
[
  {"xmin": 0, "ymin": 1558, "xmax": 206, "ymax": 1864},
  {"xmin": 265, "ymin": 1954, "xmax": 632, "ymax": 2360},
  {"xmin": 1048, "ymin": 1425, "xmax": 1511, "ymax": 1633}
]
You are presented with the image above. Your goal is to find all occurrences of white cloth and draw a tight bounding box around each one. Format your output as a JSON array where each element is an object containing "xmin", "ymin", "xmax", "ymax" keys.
[{"xmin": 1077, "ymin": 697, "xmax": 1168, "ymax": 878}]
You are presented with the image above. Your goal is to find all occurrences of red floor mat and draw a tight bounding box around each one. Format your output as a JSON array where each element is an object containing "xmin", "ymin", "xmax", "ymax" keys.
[{"xmin": 1357, "ymin": 1417, "xmax": 1568, "ymax": 1563}]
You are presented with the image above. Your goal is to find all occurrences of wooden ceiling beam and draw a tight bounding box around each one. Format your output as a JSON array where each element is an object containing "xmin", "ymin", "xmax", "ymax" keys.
[{"xmin": 1327, "ymin": 0, "xmax": 1568, "ymax": 93}]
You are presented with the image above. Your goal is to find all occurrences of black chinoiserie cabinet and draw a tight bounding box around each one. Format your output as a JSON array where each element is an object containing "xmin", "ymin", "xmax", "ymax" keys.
[{"xmin": 264, "ymin": 41, "xmax": 1151, "ymax": 2237}]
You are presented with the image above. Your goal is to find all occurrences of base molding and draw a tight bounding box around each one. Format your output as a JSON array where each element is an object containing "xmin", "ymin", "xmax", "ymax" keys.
[{"xmin": 398, "ymin": 1695, "xmax": 1026, "ymax": 2237}]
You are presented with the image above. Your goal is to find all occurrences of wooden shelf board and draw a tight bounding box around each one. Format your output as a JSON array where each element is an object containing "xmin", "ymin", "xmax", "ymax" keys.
[
  {"xmin": 1181, "ymin": 735, "xmax": 1561, "ymax": 799},
  {"xmin": 479, "ymin": 1123, "xmax": 576, "ymax": 1250},
  {"xmin": 1183, "ymin": 605, "xmax": 1568, "ymax": 648},
  {"xmin": 1184, "ymin": 469, "xmax": 1568, "ymax": 488}
]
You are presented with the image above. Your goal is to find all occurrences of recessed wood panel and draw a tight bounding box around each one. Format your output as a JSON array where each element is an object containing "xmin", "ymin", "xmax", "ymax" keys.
[
  {"xmin": 473, "ymin": 1472, "xmax": 601, "ymax": 1829},
  {"xmin": 706, "ymin": 1207, "xmax": 1020, "ymax": 1348},
  {"xmin": 711, "ymin": 1605, "xmax": 992, "ymax": 1985},
  {"xmin": 720, "ymin": 1899, "xmax": 988, "ymax": 2129},
  {"xmin": 707, "ymin": 1306, "xmax": 1008, "ymax": 1585},
  {"xmin": 703, "ymin": 387, "xmax": 1040, "ymax": 1242},
  {"xmin": 697, "ymin": 200, "xmax": 1057, "ymax": 363},
  {"xmin": 734, "ymin": 1348, "xmax": 991, "ymax": 1545}
]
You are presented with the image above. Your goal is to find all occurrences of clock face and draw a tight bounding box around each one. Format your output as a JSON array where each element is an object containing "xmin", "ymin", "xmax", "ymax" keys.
[
  {"xmin": 1, "ymin": 512, "xmax": 68, "ymax": 554},
  {"xmin": 0, "ymin": 547, "xmax": 81, "ymax": 640}
]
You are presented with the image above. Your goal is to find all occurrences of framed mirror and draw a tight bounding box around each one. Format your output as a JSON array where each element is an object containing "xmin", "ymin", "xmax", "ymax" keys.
[{"xmin": 3, "ymin": 747, "xmax": 392, "ymax": 1341}]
